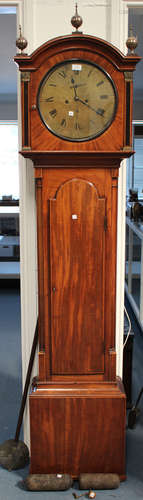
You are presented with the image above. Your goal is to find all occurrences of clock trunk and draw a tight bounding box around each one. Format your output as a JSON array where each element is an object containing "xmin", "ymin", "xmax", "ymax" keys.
[{"xmin": 29, "ymin": 164, "xmax": 126, "ymax": 478}]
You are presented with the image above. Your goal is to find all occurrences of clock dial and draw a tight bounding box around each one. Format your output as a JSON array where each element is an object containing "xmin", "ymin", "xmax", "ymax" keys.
[{"xmin": 37, "ymin": 60, "xmax": 117, "ymax": 141}]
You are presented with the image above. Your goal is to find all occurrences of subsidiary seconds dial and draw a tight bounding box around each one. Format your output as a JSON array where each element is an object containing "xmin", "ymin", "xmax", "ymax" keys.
[{"xmin": 37, "ymin": 59, "xmax": 118, "ymax": 142}]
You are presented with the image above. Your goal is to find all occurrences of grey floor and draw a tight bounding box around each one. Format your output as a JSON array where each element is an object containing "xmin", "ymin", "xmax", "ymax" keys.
[{"xmin": 0, "ymin": 284, "xmax": 143, "ymax": 499}]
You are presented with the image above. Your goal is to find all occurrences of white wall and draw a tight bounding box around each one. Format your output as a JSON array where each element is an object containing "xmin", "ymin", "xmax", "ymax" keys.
[
  {"xmin": 19, "ymin": 0, "xmax": 129, "ymax": 447},
  {"xmin": 33, "ymin": 0, "xmax": 107, "ymax": 44}
]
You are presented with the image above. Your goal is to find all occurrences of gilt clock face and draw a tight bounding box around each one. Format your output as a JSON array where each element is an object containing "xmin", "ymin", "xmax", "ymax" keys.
[{"xmin": 37, "ymin": 59, "xmax": 118, "ymax": 142}]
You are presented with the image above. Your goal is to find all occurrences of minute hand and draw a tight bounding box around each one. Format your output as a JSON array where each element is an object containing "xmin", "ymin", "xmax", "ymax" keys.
[{"xmin": 75, "ymin": 97, "xmax": 104, "ymax": 116}]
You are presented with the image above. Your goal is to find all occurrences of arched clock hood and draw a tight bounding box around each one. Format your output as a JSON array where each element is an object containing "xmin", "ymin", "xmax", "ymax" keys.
[{"xmin": 14, "ymin": 33, "xmax": 140, "ymax": 163}]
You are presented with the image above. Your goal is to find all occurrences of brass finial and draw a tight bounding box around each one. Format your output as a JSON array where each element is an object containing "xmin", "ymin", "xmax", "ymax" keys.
[
  {"xmin": 126, "ymin": 25, "xmax": 138, "ymax": 55},
  {"xmin": 71, "ymin": 3, "xmax": 83, "ymax": 34},
  {"xmin": 16, "ymin": 25, "xmax": 28, "ymax": 55}
]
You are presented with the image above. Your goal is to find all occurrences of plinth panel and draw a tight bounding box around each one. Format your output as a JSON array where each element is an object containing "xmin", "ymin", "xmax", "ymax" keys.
[{"xmin": 30, "ymin": 380, "xmax": 126, "ymax": 479}]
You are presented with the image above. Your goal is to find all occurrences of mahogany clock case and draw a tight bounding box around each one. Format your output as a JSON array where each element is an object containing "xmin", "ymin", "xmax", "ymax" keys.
[{"xmin": 14, "ymin": 34, "xmax": 140, "ymax": 479}]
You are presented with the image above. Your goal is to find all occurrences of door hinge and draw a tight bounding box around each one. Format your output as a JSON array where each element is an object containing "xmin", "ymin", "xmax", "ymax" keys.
[{"xmin": 104, "ymin": 215, "xmax": 107, "ymax": 231}]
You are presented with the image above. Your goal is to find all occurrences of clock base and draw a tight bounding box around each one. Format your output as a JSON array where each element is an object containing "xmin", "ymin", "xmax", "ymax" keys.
[{"xmin": 29, "ymin": 378, "xmax": 126, "ymax": 480}]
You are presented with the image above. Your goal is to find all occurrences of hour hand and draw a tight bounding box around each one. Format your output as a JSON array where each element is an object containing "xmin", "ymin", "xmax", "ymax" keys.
[{"xmin": 70, "ymin": 83, "xmax": 86, "ymax": 89}]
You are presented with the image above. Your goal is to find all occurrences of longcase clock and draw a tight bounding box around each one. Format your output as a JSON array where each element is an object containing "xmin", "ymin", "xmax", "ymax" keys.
[{"xmin": 15, "ymin": 21, "xmax": 140, "ymax": 479}]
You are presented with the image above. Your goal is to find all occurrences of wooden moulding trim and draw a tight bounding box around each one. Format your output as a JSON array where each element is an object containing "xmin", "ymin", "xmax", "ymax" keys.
[
  {"xmin": 32, "ymin": 378, "xmax": 124, "ymax": 390},
  {"xmin": 36, "ymin": 177, "xmax": 45, "ymax": 352},
  {"xmin": 111, "ymin": 169, "xmax": 118, "ymax": 184},
  {"xmin": 109, "ymin": 349, "xmax": 116, "ymax": 381},
  {"xmin": 23, "ymin": 81, "xmax": 29, "ymax": 147},
  {"xmin": 30, "ymin": 394, "xmax": 126, "ymax": 400},
  {"xmin": 21, "ymin": 87, "xmax": 31, "ymax": 149},
  {"xmin": 29, "ymin": 385, "xmax": 126, "ymax": 399},
  {"xmin": 47, "ymin": 375, "xmax": 105, "ymax": 382},
  {"xmin": 35, "ymin": 381, "xmax": 116, "ymax": 387},
  {"xmin": 112, "ymin": 176, "xmax": 118, "ymax": 188},
  {"xmin": 39, "ymin": 352, "xmax": 46, "ymax": 381},
  {"xmin": 125, "ymin": 81, "xmax": 131, "ymax": 147},
  {"xmin": 20, "ymin": 150, "xmax": 134, "ymax": 166},
  {"xmin": 110, "ymin": 172, "xmax": 118, "ymax": 347},
  {"xmin": 116, "ymin": 376, "xmax": 126, "ymax": 395},
  {"xmin": 14, "ymin": 34, "xmax": 141, "ymax": 71},
  {"xmin": 124, "ymin": 71, "xmax": 133, "ymax": 148}
]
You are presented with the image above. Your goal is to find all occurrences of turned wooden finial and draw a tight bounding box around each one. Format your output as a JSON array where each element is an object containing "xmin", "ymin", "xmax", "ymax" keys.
[
  {"xmin": 16, "ymin": 25, "xmax": 28, "ymax": 55},
  {"xmin": 71, "ymin": 3, "xmax": 83, "ymax": 34},
  {"xmin": 126, "ymin": 25, "xmax": 138, "ymax": 55}
]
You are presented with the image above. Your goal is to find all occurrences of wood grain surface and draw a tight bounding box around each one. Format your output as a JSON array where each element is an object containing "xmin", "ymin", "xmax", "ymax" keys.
[
  {"xmin": 50, "ymin": 178, "xmax": 105, "ymax": 375},
  {"xmin": 30, "ymin": 379, "xmax": 126, "ymax": 478}
]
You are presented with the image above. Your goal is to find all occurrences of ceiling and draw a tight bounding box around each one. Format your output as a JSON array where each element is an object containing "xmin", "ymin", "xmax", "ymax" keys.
[{"xmin": 0, "ymin": 7, "xmax": 143, "ymax": 104}]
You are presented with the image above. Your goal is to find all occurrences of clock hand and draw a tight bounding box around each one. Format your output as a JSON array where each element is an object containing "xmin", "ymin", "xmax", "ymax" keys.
[
  {"xmin": 71, "ymin": 82, "xmax": 103, "ymax": 117},
  {"xmin": 70, "ymin": 83, "xmax": 86, "ymax": 89},
  {"xmin": 71, "ymin": 83, "xmax": 89, "ymax": 110},
  {"xmin": 71, "ymin": 79, "xmax": 80, "ymax": 101},
  {"xmin": 72, "ymin": 85, "xmax": 78, "ymax": 100},
  {"xmin": 74, "ymin": 96, "xmax": 104, "ymax": 116}
]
